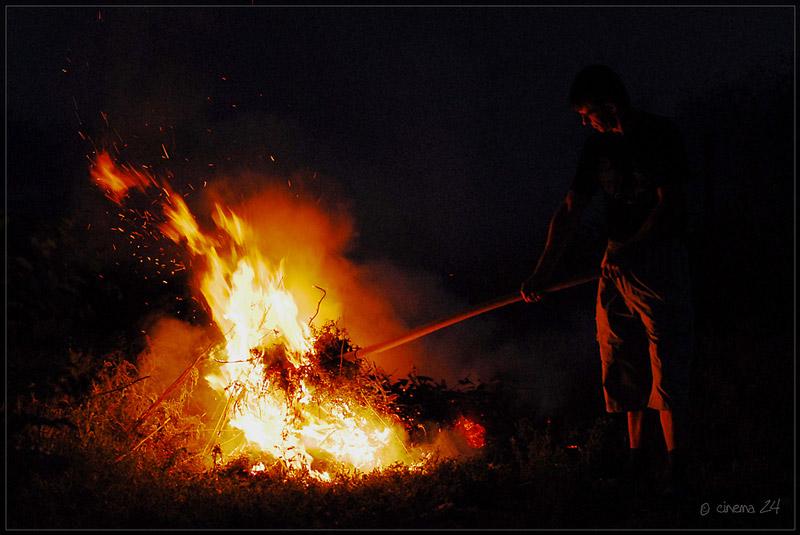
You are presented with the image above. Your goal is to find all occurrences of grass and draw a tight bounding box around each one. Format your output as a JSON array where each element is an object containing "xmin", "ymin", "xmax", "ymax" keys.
[{"xmin": 6, "ymin": 315, "xmax": 794, "ymax": 530}]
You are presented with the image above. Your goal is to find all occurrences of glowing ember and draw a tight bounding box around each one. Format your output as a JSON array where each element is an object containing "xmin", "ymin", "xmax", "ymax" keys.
[
  {"xmin": 249, "ymin": 462, "xmax": 266, "ymax": 475},
  {"xmin": 454, "ymin": 415, "xmax": 486, "ymax": 449},
  {"xmin": 91, "ymin": 151, "xmax": 418, "ymax": 478}
]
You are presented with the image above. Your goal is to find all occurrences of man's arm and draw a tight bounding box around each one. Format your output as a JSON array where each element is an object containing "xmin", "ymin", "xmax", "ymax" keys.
[{"xmin": 522, "ymin": 189, "xmax": 591, "ymax": 302}]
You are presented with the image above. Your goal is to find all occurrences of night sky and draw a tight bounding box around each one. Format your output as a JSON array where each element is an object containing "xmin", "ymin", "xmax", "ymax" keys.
[{"xmin": 6, "ymin": 6, "xmax": 795, "ymax": 407}]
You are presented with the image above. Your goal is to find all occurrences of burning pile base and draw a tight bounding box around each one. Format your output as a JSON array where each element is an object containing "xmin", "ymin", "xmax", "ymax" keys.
[{"xmin": 129, "ymin": 319, "xmax": 489, "ymax": 481}]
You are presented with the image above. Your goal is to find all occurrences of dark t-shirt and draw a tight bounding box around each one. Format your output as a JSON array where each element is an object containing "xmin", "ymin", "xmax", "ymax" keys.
[{"xmin": 570, "ymin": 112, "xmax": 690, "ymax": 242}]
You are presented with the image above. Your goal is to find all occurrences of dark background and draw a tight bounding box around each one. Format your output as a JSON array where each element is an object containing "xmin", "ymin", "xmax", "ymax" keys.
[{"xmin": 6, "ymin": 6, "xmax": 794, "ymax": 418}]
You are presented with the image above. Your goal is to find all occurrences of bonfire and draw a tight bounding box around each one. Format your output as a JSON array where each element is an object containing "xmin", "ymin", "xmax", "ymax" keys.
[{"xmin": 90, "ymin": 151, "xmax": 486, "ymax": 481}]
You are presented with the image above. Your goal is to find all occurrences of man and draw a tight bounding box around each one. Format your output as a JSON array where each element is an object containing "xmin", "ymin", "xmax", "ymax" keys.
[{"xmin": 521, "ymin": 65, "xmax": 694, "ymax": 495}]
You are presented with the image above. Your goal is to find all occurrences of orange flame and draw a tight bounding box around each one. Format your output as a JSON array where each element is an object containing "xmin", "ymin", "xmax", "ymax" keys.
[
  {"xmin": 91, "ymin": 152, "xmax": 420, "ymax": 478},
  {"xmin": 91, "ymin": 152, "xmax": 153, "ymax": 204}
]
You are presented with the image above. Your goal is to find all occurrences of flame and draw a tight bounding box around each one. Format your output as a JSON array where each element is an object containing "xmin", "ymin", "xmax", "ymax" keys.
[
  {"xmin": 92, "ymin": 151, "xmax": 417, "ymax": 478},
  {"xmin": 91, "ymin": 152, "xmax": 154, "ymax": 204}
]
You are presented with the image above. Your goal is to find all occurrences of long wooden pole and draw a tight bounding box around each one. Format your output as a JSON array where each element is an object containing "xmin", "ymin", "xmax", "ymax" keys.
[{"xmin": 351, "ymin": 273, "xmax": 600, "ymax": 359}]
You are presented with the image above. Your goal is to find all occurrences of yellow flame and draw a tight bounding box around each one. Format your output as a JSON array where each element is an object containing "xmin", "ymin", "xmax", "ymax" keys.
[{"xmin": 92, "ymin": 152, "xmax": 417, "ymax": 478}]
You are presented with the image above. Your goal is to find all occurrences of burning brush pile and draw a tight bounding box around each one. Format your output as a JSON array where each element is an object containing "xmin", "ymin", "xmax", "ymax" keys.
[{"xmin": 61, "ymin": 151, "xmax": 490, "ymax": 482}]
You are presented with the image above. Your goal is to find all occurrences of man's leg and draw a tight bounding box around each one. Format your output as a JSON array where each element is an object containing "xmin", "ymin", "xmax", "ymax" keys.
[
  {"xmin": 596, "ymin": 270, "xmax": 649, "ymax": 484},
  {"xmin": 659, "ymin": 409, "xmax": 678, "ymax": 452},
  {"xmin": 624, "ymin": 410, "xmax": 647, "ymax": 480},
  {"xmin": 628, "ymin": 410, "xmax": 644, "ymax": 449},
  {"xmin": 660, "ymin": 409, "xmax": 687, "ymax": 494},
  {"xmin": 619, "ymin": 237, "xmax": 694, "ymax": 495}
]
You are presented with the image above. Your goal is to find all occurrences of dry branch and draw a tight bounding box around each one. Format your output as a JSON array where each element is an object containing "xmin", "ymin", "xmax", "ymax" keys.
[
  {"xmin": 115, "ymin": 416, "xmax": 172, "ymax": 463},
  {"xmin": 84, "ymin": 376, "xmax": 150, "ymax": 402},
  {"xmin": 131, "ymin": 337, "xmax": 220, "ymax": 431}
]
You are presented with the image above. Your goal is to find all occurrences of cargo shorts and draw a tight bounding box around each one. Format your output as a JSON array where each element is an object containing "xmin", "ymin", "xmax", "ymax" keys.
[{"xmin": 596, "ymin": 237, "xmax": 694, "ymax": 413}]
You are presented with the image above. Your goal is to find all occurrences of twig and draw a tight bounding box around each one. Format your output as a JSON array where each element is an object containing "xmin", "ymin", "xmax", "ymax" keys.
[
  {"xmin": 85, "ymin": 376, "xmax": 150, "ymax": 401},
  {"xmin": 213, "ymin": 356, "xmax": 259, "ymax": 364},
  {"xmin": 360, "ymin": 393, "xmax": 411, "ymax": 455},
  {"xmin": 202, "ymin": 388, "xmax": 237, "ymax": 459},
  {"xmin": 308, "ymin": 285, "xmax": 326, "ymax": 327},
  {"xmin": 115, "ymin": 416, "xmax": 172, "ymax": 463},
  {"xmin": 339, "ymin": 338, "xmax": 345, "ymax": 375}
]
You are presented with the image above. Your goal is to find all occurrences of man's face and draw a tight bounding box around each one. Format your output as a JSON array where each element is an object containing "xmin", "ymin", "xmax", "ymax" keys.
[{"xmin": 575, "ymin": 103, "xmax": 622, "ymax": 133}]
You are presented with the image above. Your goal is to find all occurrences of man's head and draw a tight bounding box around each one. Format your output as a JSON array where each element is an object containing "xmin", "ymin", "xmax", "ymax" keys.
[{"xmin": 569, "ymin": 65, "xmax": 630, "ymax": 134}]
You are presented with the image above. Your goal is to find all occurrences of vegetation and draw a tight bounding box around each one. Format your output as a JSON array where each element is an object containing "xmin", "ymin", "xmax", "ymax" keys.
[{"xmin": 6, "ymin": 305, "xmax": 794, "ymax": 529}]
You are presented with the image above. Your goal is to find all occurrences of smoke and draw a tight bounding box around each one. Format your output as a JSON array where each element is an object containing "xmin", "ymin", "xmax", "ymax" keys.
[
  {"xmin": 136, "ymin": 314, "xmax": 220, "ymax": 412},
  {"xmin": 72, "ymin": 63, "xmax": 596, "ymax": 417},
  {"xmin": 189, "ymin": 170, "xmax": 472, "ymax": 383},
  {"xmin": 56, "ymin": 7, "xmax": 579, "ymax": 394},
  {"xmin": 128, "ymin": 162, "xmax": 600, "ymax": 412},
  {"xmin": 76, "ymin": 130, "xmax": 598, "ymax": 426}
]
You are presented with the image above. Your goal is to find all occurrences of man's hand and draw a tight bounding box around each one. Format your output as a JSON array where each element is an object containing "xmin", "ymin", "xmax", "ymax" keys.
[
  {"xmin": 601, "ymin": 243, "xmax": 633, "ymax": 279},
  {"xmin": 521, "ymin": 273, "xmax": 550, "ymax": 303}
]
